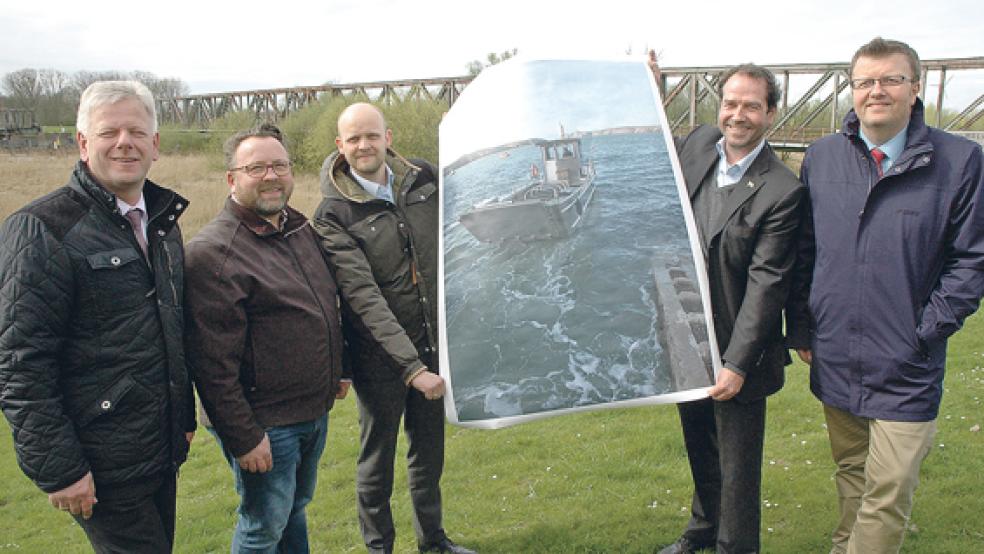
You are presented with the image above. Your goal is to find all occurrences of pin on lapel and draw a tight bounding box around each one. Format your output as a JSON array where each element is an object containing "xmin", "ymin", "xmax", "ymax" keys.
[{"xmin": 747, "ymin": 181, "xmax": 756, "ymax": 188}]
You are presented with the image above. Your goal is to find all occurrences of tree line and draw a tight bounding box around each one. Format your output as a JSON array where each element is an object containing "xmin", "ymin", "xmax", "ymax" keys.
[
  {"xmin": 0, "ymin": 68, "xmax": 189, "ymax": 127},
  {"xmin": 1, "ymin": 50, "xmax": 522, "ymax": 129}
]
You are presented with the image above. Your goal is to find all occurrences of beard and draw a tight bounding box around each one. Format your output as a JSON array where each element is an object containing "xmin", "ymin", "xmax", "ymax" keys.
[
  {"xmin": 254, "ymin": 198, "xmax": 286, "ymax": 217},
  {"xmin": 350, "ymin": 151, "xmax": 385, "ymax": 177},
  {"xmin": 240, "ymin": 182, "xmax": 292, "ymax": 218}
]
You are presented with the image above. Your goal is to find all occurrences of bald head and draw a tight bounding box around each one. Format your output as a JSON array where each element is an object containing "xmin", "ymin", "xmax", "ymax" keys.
[
  {"xmin": 337, "ymin": 102, "xmax": 386, "ymax": 136},
  {"xmin": 335, "ymin": 102, "xmax": 393, "ymax": 184}
]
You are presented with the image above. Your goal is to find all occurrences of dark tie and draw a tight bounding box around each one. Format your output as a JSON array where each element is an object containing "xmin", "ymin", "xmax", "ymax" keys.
[
  {"xmin": 125, "ymin": 208, "xmax": 149, "ymax": 259},
  {"xmin": 871, "ymin": 147, "xmax": 887, "ymax": 178}
]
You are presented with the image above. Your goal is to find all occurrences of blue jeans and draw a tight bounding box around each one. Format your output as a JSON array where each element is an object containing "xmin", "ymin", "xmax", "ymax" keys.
[{"xmin": 213, "ymin": 413, "xmax": 329, "ymax": 554}]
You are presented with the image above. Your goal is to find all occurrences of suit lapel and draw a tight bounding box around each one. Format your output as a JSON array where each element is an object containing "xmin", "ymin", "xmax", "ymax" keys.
[
  {"xmin": 686, "ymin": 141, "xmax": 719, "ymax": 200},
  {"xmin": 708, "ymin": 146, "xmax": 774, "ymax": 242}
]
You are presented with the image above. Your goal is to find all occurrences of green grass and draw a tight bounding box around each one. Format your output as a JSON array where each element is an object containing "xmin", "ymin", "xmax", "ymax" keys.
[
  {"xmin": 41, "ymin": 125, "xmax": 76, "ymax": 134},
  {"xmin": 2, "ymin": 314, "xmax": 983, "ymax": 553}
]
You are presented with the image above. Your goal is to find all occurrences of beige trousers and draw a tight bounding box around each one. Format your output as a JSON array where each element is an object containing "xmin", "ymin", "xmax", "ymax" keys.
[{"xmin": 823, "ymin": 404, "xmax": 936, "ymax": 554}]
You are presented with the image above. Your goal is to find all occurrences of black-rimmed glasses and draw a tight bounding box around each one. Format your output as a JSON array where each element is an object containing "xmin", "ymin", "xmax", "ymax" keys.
[{"xmin": 230, "ymin": 161, "xmax": 292, "ymax": 178}]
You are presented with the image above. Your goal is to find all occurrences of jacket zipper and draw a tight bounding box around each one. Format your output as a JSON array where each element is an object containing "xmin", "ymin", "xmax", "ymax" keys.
[
  {"xmin": 396, "ymin": 169, "xmax": 434, "ymax": 351},
  {"xmin": 162, "ymin": 241, "xmax": 178, "ymax": 302}
]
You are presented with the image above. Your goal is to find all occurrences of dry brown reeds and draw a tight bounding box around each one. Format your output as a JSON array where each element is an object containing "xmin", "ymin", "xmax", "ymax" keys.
[{"xmin": 0, "ymin": 152, "xmax": 323, "ymax": 240}]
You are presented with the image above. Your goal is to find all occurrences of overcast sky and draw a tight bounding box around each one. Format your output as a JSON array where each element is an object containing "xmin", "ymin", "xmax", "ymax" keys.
[
  {"xmin": 441, "ymin": 59, "xmax": 661, "ymax": 163},
  {"xmin": 2, "ymin": 0, "xmax": 981, "ymax": 101}
]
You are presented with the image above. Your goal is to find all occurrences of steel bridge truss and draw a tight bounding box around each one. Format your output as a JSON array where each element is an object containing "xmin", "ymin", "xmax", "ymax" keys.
[
  {"xmin": 656, "ymin": 58, "xmax": 984, "ymax": 148},
  {"xmin": 158, "ymin": 59, "xmax": 984, "ymax": 148},
  {"xmin": 156, "ymin": 77, "xmax": 469, "ymax": 125}
]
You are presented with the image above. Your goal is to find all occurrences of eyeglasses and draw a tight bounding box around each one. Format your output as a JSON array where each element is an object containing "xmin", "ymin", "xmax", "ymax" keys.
[
  {"xmin": 849, "ymin": 75, "xmax": 915, "ymax": 90},
  {"xmin": 230, "ymin": 161, "xmax": 292, "ymax": 178}
]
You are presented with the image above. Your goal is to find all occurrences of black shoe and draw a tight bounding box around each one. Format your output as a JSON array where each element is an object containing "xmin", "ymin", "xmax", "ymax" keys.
[
  {"xmin": 418, "ymin": 536, "xmax": 476, "ymax": 554},
  {"xmin": 656, "ymin": 536, "xmax": 711, "ymax": 554}
]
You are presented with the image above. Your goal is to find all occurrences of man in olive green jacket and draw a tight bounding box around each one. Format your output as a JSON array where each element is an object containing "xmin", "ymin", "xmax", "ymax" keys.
[{"xmin": 312, "ymin": 103, "xmax": 474, "ymax": 554}]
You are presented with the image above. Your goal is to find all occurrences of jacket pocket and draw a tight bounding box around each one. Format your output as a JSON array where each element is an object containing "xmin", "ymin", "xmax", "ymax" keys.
[
  {"xmin": 84, "ymin": 248, "xmax": 149, "ymax": 312},
  {"xmin": 349, "ymin": 211, "xmax": 410, "ymax": 286},
  {"xmin": 86, "ymin": 248, "xmax": 142, "ymax": 270},
  {"xmin": 406, "ymin": 181, "xmax": 437, "ymax": 205},
  {"xmin": 75, "ymin": 373, "xmax": 136, "ymax": 428}
]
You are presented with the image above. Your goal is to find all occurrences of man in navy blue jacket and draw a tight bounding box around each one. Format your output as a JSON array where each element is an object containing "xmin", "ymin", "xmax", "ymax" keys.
[{"xmin": 788, "ymin": 37, "xmax": 984, "ymax": 553}]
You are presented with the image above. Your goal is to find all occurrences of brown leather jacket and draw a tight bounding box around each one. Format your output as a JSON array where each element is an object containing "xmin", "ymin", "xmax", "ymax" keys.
[{"xmin": 185, "ymin": 198, "xmax": 344, "ymax": 456}]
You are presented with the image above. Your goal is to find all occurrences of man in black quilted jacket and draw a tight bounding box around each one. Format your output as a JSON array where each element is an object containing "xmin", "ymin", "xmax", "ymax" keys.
[{"xmin": 0, "ymin": 80, "xmax": 195, "ymax": 553}]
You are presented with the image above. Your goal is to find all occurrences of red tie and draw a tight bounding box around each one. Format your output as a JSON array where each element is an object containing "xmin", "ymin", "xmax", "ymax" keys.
[
  {"xmin": 871, "ymin": 147, "xmax": 886, "ymax": 178},
  {"xmin": 125, "ymin": 208, "xmax": 149, "ymax": 259}
]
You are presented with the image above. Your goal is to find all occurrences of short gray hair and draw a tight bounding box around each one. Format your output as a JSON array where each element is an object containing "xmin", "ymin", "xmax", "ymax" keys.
[{"xmin": 77, "ymin": 81, "xmax": 158, "ymax": 135}]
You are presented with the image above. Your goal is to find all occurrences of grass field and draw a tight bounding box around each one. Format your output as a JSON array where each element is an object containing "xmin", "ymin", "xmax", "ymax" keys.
[{"xmin": 1, "ymin": 152, "xmax": 982, "ymax": 553}]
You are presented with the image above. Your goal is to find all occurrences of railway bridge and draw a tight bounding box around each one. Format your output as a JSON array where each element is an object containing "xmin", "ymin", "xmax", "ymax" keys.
[{"xmin": 156, "ymin": 58, "xmax": 984, "ymax": 149}]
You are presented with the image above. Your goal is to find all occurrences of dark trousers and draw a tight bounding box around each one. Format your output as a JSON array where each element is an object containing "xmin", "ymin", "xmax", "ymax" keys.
[
  {"xmin": 73, "ymin": 471, "xmax": 177, "ymax": 554},
  {"xmin": 353, "ymin": 374, "xmax": 446, "ymax": 553},
  {"xmin": 677, "ymin": 396, "xmax": 767, "ymax": 554}
]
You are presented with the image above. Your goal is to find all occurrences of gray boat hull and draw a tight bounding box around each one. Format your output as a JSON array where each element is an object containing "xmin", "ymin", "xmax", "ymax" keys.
[{"xmin": 459, "ymin": 175, "xmax": 596, "ymax": 243}]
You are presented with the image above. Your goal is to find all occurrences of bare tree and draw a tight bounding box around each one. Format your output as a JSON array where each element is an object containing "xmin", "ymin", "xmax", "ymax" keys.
[
  {"xmin": 38, "ymin": 69, "xmax": 71, "ymax": 96},
  {"xmin": 1, "ymin": 68, "xmax": 74, "ymax": 124},
  {"xmin": 71, "ymin": 70, "xmax": 130, "ymax": 96},
  {"xmin": 1, "ymin": 67, "xmax": 192, "ymax": 126},
  {"xmin": 71, "ymin": 70, "xmax": 190, "ymax": 100},
  {"xmin": 2, "ymin": 69, "xmax": 45, "ymax": 109}
]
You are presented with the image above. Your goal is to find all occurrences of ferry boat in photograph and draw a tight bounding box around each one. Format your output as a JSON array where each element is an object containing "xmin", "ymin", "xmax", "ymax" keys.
[{"xmin": 458, "ymin": 137, "xmax": 597, "ymax": 243}]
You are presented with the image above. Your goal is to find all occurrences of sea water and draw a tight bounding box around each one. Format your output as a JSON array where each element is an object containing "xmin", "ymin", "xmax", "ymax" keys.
[{"xmin": 443, "ymin": 132, "xmax": 692, "ymax": 421}]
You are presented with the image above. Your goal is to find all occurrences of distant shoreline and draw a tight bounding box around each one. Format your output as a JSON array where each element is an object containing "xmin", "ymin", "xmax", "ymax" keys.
[{"xmin": 445, "ymin": 125, "xmax": 661, "ymax": 174}]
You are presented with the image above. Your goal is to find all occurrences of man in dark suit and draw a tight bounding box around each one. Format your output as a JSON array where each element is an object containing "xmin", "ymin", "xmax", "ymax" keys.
[{"xmin": 656, "ymin": 64, "xmax": 806, "ymax": 554}]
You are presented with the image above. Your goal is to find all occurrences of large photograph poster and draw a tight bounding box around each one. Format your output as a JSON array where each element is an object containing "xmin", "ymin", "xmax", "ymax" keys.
[{"xmin": 439, "ymin": 59, "xmax": 720, "ymax": 428}]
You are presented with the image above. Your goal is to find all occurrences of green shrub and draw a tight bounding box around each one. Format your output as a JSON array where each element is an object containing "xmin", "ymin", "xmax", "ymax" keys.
[
  {"xmin": 291, "ymin": 95, "xmax": 361, "ymax": 174},
  {"xmin": 277, "ymin": 100, "xmax": 329, "ymax": 172},
  {"xmin": 158, "ymin": 125, "xmax": 212, "ymax": 155},
  {"xmin": 288, "ymin": 94, "xmax": 443, "ymax": 173},
  {"xmin": 151, "ymin": 96, "xmax": 450, "ymax": 173},
  {"xmin": 206, "ymin": 111, "xmax": 266, "ymax": 165},
  {"xmin": 382, "ymin": 97, "xmax": 444, "ymax": 165}
]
